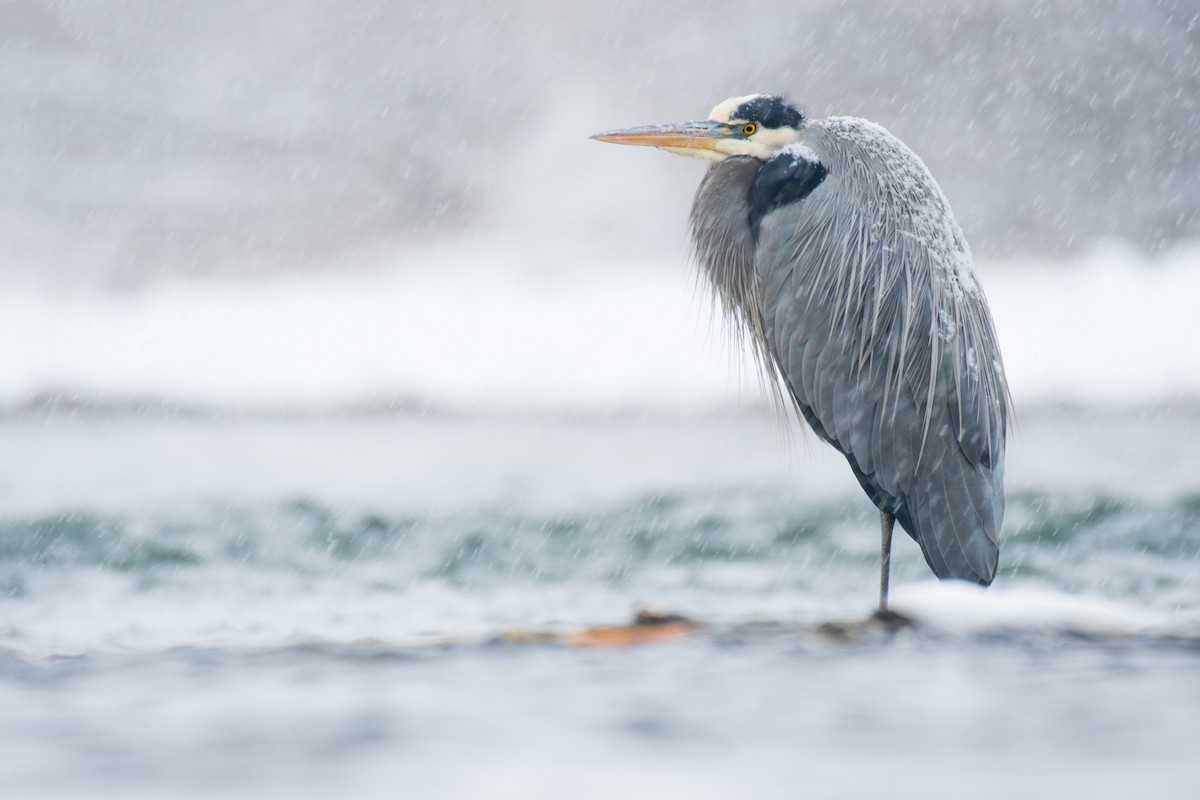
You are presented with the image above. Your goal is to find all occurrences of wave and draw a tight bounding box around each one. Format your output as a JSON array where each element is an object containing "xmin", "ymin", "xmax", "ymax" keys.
[{"xmin": 2, "ymin": 490, "xmax": 1195, "ymax": 609}]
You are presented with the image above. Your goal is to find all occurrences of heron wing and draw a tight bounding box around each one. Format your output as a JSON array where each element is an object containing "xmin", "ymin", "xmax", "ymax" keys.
[{"xmin": 752, "ymin": 134, "xmax": 1007, "ymax": 584}]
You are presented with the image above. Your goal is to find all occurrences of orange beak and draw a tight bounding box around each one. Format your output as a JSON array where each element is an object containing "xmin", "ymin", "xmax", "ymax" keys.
[{"xmin": 589, "ymin": 120, "xmax": 732, "ymax": 152}]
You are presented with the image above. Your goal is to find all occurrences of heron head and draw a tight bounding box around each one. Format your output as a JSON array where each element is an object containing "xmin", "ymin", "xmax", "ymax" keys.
[{"xmin": 590, "ymin": 94, "xmax": 805, "ymax": 162}]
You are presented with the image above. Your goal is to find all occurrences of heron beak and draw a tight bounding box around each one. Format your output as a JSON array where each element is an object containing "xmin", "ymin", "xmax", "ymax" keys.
[{"xmin": 589, "ymin": 120, "xmax": 732, "ymax": 152}]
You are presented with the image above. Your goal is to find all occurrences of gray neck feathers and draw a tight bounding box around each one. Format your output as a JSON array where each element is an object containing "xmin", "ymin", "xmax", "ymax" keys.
[{"xmin": 688, "ymin": 157, "xmax": 773, "ymax": 373}]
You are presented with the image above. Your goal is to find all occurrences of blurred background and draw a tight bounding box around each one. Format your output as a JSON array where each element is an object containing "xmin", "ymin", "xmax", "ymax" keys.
[
  {"xmin": 3, "ymin": 0, "xmax": 1199, "ymax": 283},
  {"xmin": 2, "ymin": 2, "xmax": 1200, "ymax": 799},
  {"xmin": 0, "ymin": 0, "xmax": 1197, "ymax": 414}
]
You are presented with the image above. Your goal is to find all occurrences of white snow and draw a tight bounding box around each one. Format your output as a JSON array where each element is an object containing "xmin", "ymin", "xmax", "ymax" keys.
[
  {"xmin": 985, "ymin": 241, "xmax": 1200, "ymax": 409},
  {"xmin": 819, "ymin": 116, "xmax": 982, "ymax": 300},
  {"xmin": 0, "ymin": 240, "xmax": 1196, "ymax": 415},
  {"xmin": 890, "ymin": 580, "xmax": 1168, "ymax": 637},
  {"xmin": 781, "ymin": 141, "xmax": 821, "ymax": 164}
]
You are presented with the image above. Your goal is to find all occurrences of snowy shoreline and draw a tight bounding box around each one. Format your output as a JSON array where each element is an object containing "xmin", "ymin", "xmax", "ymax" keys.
[{"xmin": 1, "ymin": 243, "xmax": 1197, "ymax": 416}]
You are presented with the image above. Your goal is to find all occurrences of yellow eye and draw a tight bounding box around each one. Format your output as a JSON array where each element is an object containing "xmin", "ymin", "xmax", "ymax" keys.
[{"xmin": 742, "ymin": 123, "xmax": 757, "ymax": 136}]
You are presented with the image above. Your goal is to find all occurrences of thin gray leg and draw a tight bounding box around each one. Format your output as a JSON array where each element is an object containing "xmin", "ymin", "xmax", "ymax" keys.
[{"xmin": 879, "ymin": 511, "xmax": 895, "ymax": 613}]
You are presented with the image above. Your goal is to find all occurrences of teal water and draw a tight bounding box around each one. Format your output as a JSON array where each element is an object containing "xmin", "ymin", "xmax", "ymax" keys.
[{"xmin": 1, "ymin": 410, "xmax": 1198, "ymax": 799}]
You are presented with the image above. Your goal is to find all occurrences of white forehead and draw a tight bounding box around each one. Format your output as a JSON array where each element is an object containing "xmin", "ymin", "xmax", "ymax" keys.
[{"xmin": 708, "ymin": 94, "xmax": 767, "ymax": 123}]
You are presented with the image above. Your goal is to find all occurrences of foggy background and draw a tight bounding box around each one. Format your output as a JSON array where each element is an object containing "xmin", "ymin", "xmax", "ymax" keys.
[
  {"xmin": 1, "ymin": 0, "xmax": 1197, "ymax": 287},
  {"xmin": 0, "ymin": 0, "xmax": 1198, "ymax": 414}
]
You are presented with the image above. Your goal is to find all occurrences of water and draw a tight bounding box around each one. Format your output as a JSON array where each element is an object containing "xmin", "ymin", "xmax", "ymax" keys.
[{"xmin": 1, "ymin": 408, "xmax": 1198, "ymax": 799}]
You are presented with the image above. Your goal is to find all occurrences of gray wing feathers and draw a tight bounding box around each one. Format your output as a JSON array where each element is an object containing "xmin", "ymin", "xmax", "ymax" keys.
[{"xmin": 755, "ymin": 119, "xmax": 1008, "ymax": 585}]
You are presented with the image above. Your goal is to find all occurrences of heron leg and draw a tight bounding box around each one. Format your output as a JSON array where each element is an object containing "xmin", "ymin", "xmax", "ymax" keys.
[{"xmin": 879, "ymin": 511, "xmax": 895, "ymax": 613}]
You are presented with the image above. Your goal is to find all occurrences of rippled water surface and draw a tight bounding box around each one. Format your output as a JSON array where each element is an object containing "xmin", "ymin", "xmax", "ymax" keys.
[{"xmin": 2, "ymin": 410, "xmax": 1199, "ymax": 799}]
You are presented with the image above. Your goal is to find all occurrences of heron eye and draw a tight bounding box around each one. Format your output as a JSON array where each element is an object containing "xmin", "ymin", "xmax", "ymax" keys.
[{"xmin": 742, "ymin": 123, "xmax": 757, "ymax": 136}]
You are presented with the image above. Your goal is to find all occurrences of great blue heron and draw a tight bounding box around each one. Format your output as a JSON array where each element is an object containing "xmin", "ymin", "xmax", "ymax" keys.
[{"xmin": 592, "ymin": 95, "xmax": 1010, "ymax": 613}]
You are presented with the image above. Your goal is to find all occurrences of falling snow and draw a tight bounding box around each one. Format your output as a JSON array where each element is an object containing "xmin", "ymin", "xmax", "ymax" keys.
[{"xmin": 0, "ymin": 3, "xmax": 1198, "ymax": 799}]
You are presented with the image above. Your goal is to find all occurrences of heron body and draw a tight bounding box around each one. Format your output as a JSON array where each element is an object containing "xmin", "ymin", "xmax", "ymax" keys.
[{"xmin": 593, "ymin": 95, "xmax": 1010, "ymax": 609}]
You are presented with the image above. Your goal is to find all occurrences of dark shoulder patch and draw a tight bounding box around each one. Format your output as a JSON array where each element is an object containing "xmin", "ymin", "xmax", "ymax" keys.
[
  {"xmin": 734, "ymin": 96, "xmax": 805, "ymax": 129},
  {"xmin": 749, "ymin": 150, "xmax": 827, "ymax": 239}
]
